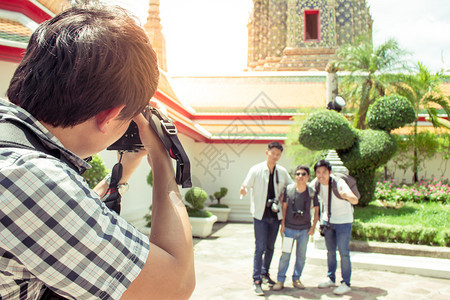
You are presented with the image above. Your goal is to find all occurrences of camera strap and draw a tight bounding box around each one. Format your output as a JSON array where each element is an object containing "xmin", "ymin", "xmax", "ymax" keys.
[
  {"xmin": 147, "ymin": 107, "xmax": 192, "ymax": 188},
  {"xmin": 327, "ymin": 177, "xmax": 332, "ymax": 222},
  {"xmin": 102, "ymin": 154, "xmax": 124, "ymax": 214}
]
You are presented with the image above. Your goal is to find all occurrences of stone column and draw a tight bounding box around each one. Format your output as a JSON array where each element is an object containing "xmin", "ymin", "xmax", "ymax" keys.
[{"xmin": 326, "ymin": 62, "xmax": 338, "ymax": 107}]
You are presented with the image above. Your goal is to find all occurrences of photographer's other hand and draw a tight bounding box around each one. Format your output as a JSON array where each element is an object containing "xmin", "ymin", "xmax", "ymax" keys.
[{"xmin": 119, "ymin": 150, "xmax": 147, "ymax": 184}]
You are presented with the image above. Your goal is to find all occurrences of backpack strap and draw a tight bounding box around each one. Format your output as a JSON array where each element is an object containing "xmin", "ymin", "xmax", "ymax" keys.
[
  {"xmin": 0, "ymin": 120, "xmax": 84, "ymax": 174},
  {"xmin": 330, "ymin": 174, "xmax": 344, "ymax": 200},
  {"xmin": 285, "ymin": 183, "xmax": 296, "ymax": 203}
]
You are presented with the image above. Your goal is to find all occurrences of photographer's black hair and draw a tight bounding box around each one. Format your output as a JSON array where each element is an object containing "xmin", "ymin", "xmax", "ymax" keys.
[
  {"xmin": 267, "ymin": 141, "xmax": 283, "ymax": 152},
  {"xmin": 7, "ymin": 4, "xmax": 159, "ymax": 127},
  {"xmin": 295, "ymin": 165, "xmax": 310, "ymax": 175},
  {"xmin": 314, "ymin": 160, "xmax": 332, "ymax": 172}
]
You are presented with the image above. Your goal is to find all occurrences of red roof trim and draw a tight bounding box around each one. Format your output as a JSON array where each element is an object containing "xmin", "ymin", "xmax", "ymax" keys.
[
  {"xmin": 209, "ymin": 138, "xmax": 285, "ymax": 144},
  {"xmin": 0, "ymin": 45, "xmax": 24, "ymax": 63},
  {"xmin": 173, "ymin": 121, "xmax": 209, "ymax": 143},
  {"xmin": 153, "ymin": 90, "xmax": 193, "ymax": 119},
  {"xmin": 192, "ymin": 114, "xmax": 294, "ymax": 121},
  {"xmin": 0, "ymin": 0, "xmax": 52, "ymax": 23}
]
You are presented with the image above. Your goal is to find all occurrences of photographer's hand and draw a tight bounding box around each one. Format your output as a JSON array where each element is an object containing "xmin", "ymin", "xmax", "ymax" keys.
[{"xmin": 121, "ymin": 114, "xmax": 195, "ymax": 300}]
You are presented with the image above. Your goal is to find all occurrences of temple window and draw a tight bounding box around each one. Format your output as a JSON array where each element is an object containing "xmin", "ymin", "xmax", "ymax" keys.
[{"xmin": 304, "ymin": 10, "xmax": 320, "ymax": 41}]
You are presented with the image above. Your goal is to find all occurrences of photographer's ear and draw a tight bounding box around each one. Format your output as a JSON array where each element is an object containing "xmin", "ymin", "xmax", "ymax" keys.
[{"xmin": 96, "ymin": 105, "xmax": 125, "ymax": 133}]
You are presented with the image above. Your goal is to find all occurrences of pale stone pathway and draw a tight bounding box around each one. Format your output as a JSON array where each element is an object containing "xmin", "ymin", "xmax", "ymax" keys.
[{"xmin": 191, "ymin": 223, "xmax": 450, "ymax": 300}]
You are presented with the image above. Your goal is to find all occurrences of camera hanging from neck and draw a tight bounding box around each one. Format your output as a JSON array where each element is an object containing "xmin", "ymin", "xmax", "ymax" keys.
[{"xmin": 103, "ymin": 152, "xmax": 124, "ymax": 214}]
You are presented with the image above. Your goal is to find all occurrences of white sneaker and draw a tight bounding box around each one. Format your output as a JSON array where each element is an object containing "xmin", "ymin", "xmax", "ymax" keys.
[
  {"xmin": 333, "ymin": 283, "xmax": 351, "ymax": 295},
  {"xmin": 318, "ymin": 278, "xmax": 336, "ymax": 288}
]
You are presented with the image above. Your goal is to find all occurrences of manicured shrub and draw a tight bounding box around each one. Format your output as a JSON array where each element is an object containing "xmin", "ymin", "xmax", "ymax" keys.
[
  {"xmin": 367, "ymin": 95, "xmax": 416, "ymax": 132},
  {"xmin": 185, "ymin": 187, "xmax": 208, "ymax": 210},
  {"xmin": 338, "ymin": 129, "xmax": 397, "ymax": 170},
  {"xmin": 351, "ymin": 221, "xmax": 445, "ymax": 246},
  {"xmin": 299, "ymin": 110, "xmax": 356, "ymax": 150},
  {"xmin": 350, "ymin": 168, "xmax": 377, "ymax": 207},
  {"xmin": 185, "ymin": 187, "xmax": 212, "ymax": 218},
  {"xmin": 209, "ymin": 187, "xmax": 229, "ymax": 208}
]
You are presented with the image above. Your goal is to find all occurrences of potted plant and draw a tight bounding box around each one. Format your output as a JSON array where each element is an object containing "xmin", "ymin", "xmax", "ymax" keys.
[
  {"xmin": 185, "ymin": 187, "xmax": 217, "ymax": 238},
  {"xmin": 208, "ymin": 187, "xmax": 232, "ymax": 222}
]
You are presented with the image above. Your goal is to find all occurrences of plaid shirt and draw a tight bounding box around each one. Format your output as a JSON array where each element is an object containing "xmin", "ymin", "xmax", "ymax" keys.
[{"xmin": 0, "ymin": 99, "xmax": 150, "ymax": 299}]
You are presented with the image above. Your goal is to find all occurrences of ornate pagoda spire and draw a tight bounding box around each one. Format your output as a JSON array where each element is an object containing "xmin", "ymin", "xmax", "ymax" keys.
[{"xmin": 143, "ymin": 0, "xmax": 167, "ymax": 72}]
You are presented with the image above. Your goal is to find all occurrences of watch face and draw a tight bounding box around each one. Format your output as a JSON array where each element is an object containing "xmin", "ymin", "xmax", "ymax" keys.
[{"xmin": 118, "ymin": 183, "xmax": 129, "ymax": 195}]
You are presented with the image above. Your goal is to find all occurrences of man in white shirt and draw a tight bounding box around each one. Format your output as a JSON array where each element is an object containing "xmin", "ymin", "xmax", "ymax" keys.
[
  {"xmin": 313, "ymin": 160, "xmax": 358, "ymax": 295},
  {"xmin": 240, "ymin": 142, "xmax": 294, "ymax": 296}
]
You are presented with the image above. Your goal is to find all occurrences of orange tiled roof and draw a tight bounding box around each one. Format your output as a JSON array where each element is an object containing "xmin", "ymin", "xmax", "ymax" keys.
[
  {"xmin": 0, "ymin": 18, "xmax": 32, "ymax": 43},
  {"xmin": 36, "ymin": 0, "xmax": 70, "ymax": 14}
]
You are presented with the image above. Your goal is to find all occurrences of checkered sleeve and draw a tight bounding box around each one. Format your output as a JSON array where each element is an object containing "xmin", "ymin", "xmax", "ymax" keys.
[{"xmin": 0, "ymin": 150, "xmax": 150, "ymax": 299}]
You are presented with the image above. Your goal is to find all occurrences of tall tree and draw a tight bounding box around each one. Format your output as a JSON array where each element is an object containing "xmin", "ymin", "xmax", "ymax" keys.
[
  {"xmin": 335, "ymin": 35, "xmax": 407, "ymax": 129},
  {"xmin": 389, "ymin": 62, "xmax": 450, "ymax": 182}
]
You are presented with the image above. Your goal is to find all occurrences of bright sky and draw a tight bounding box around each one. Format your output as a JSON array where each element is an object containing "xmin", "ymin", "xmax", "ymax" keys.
[{"xmin": 104, "ymin": 0, "xmax": 450, "ymax": 75}]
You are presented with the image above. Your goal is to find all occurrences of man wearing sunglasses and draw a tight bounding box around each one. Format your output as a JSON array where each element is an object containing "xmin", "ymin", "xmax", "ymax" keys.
[{"xmin": 272, "ymin": 165, "xmax": 319, "ymax": 291}]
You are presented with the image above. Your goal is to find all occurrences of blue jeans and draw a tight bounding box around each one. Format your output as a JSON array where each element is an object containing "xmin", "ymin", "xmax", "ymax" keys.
[
  {"xmin": 323, "ymin": 222, "xmax": 353, "ymax": 286},
  {"xmin": 253, "ymin": 217, "xmax": 280, "ymax": 282},
  {"xmin": 277, "ymin": 227, "xmax": 309, "ymax": 283}
]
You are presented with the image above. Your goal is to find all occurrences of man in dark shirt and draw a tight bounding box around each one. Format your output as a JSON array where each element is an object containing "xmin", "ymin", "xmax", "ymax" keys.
[{"xmin": 273, "ymin": 165, "xmax": 319, "ymax": 290}]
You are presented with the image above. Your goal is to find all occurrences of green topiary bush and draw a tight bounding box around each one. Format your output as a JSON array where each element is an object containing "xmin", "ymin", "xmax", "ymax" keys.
[
  {"xmin": 366, "ymin": 95, "xmax": 416, "ymax": 132},
  {"xmin": 298, "ymin": 94, "xmax": 415, "ymax": 206},
  {"xmin": 185, "ymin": 187, "xmax": 212, "ymax": 218},
  {"xmin": 299, "ymin": 110, "xmax": 356, "ymax": 150},
  {"xmin": 350, "ymin": 168, "xmax": 377, "ymax": 207},
  {"xmin": 209, "ymin": 187, "xmax": 229, "ymax": 208},
  {"xmin": 338, "ymin": 129, "xmax": 398, "ymax": 170},
  {"xmin": 82, "ymin": 154, "xmax": 109, "ymax": 189},
  {"xmin": 186, "ymin": 187, "xmax": 208, "ymax": 210}
]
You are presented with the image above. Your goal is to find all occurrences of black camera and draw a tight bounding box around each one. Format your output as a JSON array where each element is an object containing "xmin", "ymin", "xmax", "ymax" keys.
[
  {"xmin": 319, "ymin": 223, "xmax": 330, "ymax": 236},
  {"xmin": 266, "ymin": 198, "xmax": 279, "ymax": 213},
  {"xmin": 107, "ymin": 105, "xmax": 192, "ymax": 188},
  {"xmin": 292, "ymin": 209, "xmax": 304, "ymax": 218}
]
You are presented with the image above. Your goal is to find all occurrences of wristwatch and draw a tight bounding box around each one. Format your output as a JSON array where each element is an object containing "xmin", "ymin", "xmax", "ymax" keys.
[
  {"xmin": 117, "ymin": 183, "xmax": 129, "ymax": 195},
  {"xmin": 104, "ymin": 173, "xmax": 129, "ymax": 195}
]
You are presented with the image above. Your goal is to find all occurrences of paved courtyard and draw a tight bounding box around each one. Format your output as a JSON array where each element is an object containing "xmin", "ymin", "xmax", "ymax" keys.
[{"xmin": 191, "ymin": 223, "xmax": 450, "ymax": 300}]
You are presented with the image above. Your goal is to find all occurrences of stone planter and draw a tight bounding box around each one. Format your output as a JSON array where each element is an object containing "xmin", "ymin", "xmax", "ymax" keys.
[
  {"xmin": 208, "ymin": 206, "xmax": 231, "ymax": 222},
  {"xmin": 189, "ymin": 215, "xmax": 218, "ymax": 238}
]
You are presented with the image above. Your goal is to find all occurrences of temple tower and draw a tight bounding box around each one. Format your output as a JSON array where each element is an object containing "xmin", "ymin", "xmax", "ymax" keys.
[
  {"xmin": 143, "ymin": 0, "xmax": 168, "ymax": 72},
  {"xmin": 247, "ymin": 0, "xmax": 372, "ymax": 71}
]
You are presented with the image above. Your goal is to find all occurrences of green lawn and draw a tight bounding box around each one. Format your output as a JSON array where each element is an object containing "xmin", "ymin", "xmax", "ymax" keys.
[{"xmin": 354, "ymin": 201, "xmax": 449, "ymax": 230}]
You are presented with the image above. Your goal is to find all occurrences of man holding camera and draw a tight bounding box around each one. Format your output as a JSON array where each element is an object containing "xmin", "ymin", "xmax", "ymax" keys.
[
  {"xmin": 272, "ymin": 165, "xmax": 319, "ymax": 291},
  {"xmin": 240, "ymin": 142, "xmax": 293, "ymax": 296},
  {"xmin": 0, "ymin": 3, "xmax": 194, "ymax": 299},
  {"xmin": 313, "ymin": 160, "xmax": 358, "ymax": 295}
]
